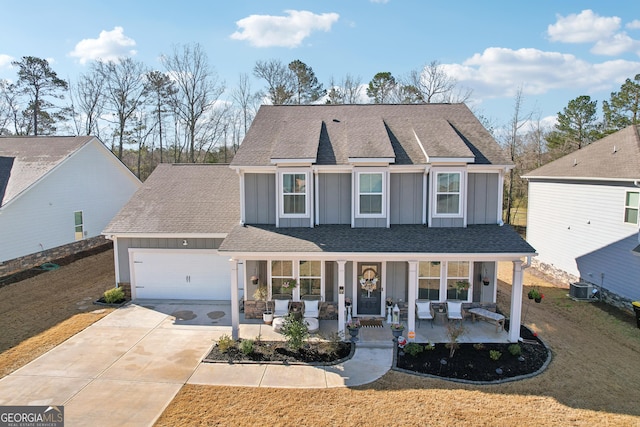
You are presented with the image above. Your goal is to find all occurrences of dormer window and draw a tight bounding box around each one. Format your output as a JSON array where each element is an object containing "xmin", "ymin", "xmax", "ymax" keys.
[
  {"xmin": 356, "ymin": 171, "xmax": 385, "ymax": 217},
  {"xmin": 280, "ymin": 171, "xmax": 309, "ymax": 217},
  {"xmin": 434, "ymin": 171, "xmax": 463, "ymax": 216}
]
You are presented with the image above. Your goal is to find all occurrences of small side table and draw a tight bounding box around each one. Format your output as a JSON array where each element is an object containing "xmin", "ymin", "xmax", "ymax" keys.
[{"xmin": 434, "ymin": 310, "xmax": 447, "ymax": 326}]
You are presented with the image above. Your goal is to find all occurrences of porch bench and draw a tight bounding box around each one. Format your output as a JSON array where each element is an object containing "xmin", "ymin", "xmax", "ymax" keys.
[{"xmin": 468, "ymin": 308, "xmax": 505, "ymax": 332}]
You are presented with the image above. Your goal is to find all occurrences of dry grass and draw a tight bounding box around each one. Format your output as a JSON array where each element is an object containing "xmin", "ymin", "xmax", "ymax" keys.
[{"xmin": 156, "ymin": 262, "xmax": 640, "ymax": 426}]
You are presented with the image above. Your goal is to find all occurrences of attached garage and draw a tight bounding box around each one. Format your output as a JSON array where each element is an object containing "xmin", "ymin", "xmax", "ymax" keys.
[{"xmin": 129, "ymin": 249, "xmax": 232, "ymax": 300}]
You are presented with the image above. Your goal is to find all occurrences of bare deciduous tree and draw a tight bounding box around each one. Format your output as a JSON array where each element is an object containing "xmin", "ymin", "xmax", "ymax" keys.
[
  {"xmin": 71, "ymin": 68, "xmax": 105, "ymax": 136},
  {"xmin": 253, "ymin": 59, "xmax": 294, "ymax": 105},
  {"xmin": 404, "ymin": 60, "xmax": 472, "ymax": 104},
  {"xmin": 162, "ymin": 43, "xmax": 225, "ymax": 163}
]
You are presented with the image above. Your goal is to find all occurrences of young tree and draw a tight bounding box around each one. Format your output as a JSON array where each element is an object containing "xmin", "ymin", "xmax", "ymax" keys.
[
  {"xmin": 253, "ymin": 59, "xmax": 294, "ymax": 105},
  {"xmin": 11, "ymin": 56, "xmax": 68, "ymax": 135},
  {"xmin": 546, "ymin": 95, "xmax": 599, "ymax": 156},
  {"xmin": 404, "ymin": 61, "xmax": 473, "ymax": 104},
  {"xmin": 288, "ymin": 59, "xmax": 325, "ymax": 104},
  {"xmin": 367, "ymin": 72, "xmax": 397, "ymax": 104},
  {"xmin": 162, "ymin": 43, "xmax": 225, "ymax": 163},
  {"xmin": 325, "ymin": 73, "xmax": 363, "ymax": 104},
  {"xmin": 231, "ymin": 73, "xmax": 259, "ymax": 142},
  {"xmin": 94, "ymin": 58, "xmax": 148, "ymax": 159},
  {"xmin": 144, "ymin": 70, "xmax": 177, "ymax": 164}
]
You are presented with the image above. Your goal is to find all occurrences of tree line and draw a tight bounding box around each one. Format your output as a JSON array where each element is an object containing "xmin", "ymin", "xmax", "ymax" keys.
[{"xmin": 1, "ymin": 46, "xmax": 639, "ymax": 229}]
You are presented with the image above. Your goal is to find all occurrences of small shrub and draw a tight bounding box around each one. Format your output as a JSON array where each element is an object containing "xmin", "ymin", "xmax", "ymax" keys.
[
  {"xmin": 445, "ymin": 322, "xmax": 465, "ymax": 358},
  {"xmin": 103, "ymin": 287, "xmax": 125, "ymax": 304},
  {"xmin": 404, "ymin": 342, "xmax": 424, "ymax": 357},
  {"xmin": 424, "ymin": 342, "xmax": 435, "ymax": 351},
  {"xmin": 239, "ymin": 339, "xmax": 254, "ymax": 355},
  {"xmin": 508, "ymin": 344, "xmax": 522, "ymax": 356},
  {"xmin": 217, "ymin": 334, "xmax": 235, "ymax": 353},
  {"xmin": 281, "ymin": 314, "xmax": 309, "ymax": 350},
  {"xmin": 473, "ymin": 343, "xmax": 486, "ymax": 351},
  {"xmin": 489, "ymin": 350, "xmax": 502, "ymax": 361}
]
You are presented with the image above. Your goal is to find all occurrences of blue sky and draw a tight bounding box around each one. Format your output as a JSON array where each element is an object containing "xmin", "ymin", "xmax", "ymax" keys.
[{"xmin": 2, "ymin": 1, "xmax": 640, "ymax": 129}]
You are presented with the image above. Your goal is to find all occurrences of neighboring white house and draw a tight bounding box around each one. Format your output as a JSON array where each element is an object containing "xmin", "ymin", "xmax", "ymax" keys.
[
  {"xmin": 0, "ymin": 136, "xmax": 141, "ymax": 263},
  {"xmin": 524, "ymin": 125, "xmax": 640, "ymax": 307}
]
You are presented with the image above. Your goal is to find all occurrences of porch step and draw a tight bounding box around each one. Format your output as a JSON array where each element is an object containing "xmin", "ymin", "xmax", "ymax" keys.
[{"xmin": 355, "ymin": 340, "xmax": 394, "ymax": 349}]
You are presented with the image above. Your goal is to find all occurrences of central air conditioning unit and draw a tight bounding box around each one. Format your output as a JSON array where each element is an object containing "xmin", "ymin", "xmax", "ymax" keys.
[{"xmin": 570, "ymin": 282, "xmax": 593, "ymax": 300}]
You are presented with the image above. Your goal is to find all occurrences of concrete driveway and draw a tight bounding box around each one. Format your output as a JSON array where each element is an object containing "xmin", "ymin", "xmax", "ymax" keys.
[{"xmin": 0, "ymin": 302, "xmax": 230, "ymax": 427}]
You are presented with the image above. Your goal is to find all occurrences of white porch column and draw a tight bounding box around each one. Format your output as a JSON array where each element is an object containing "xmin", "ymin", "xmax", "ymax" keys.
[
  {"xmin": 230, "ymin": 258, "xmax": 240, "ymax": 340},
  {"xmin": 509, "ymin": 260, "xmax": 524, "ymax": 343},
  {"xmin": 337, "ymin": 260, "xmax": 346, "ymax": 337},
  {"xmin": 407, "ymin": 261, "xmax": 418, "ymax": 341}
]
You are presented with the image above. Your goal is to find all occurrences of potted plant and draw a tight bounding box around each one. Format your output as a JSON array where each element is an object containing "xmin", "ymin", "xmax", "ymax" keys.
[
  {"xmin": 385, "ymin": 297, "xmax": 393, "ymax": 307},
  {"xmin": 528, "ymin": 288, "xmax": 544, "ymax": 303},
  {"xmin": 455, "ymin": 280, "xmax": 470, "ymax": 299},
  {"xmin": 482, "ymin": 276, "xmax": 491, "ymax": 286},
  {"xmin": 281, "ymin": 279, "xmax": 297, "ymax": 292},
  {"xmin": 346, "ymin": 319, "xmax": 361, "ymax": 342},
  {"xmin": 345, "ymin": 297, "xmax": 352, "ymax": 307},
  {"xmin": 253, "ymin": 283, "xmax": 273, "ymax": 324},
  {"xmin": 250, "ymin": 275, "xmax": 259, "ymax": 285},
  {"xmin": 390, "ymin": 322, "xmax": 405, "ymax": 340}
]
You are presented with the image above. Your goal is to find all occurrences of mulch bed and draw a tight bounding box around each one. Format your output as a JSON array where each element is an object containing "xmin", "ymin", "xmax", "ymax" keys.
[
  {"xmin": 205, "ymin": 340, "xmax": 353, "ymax": 365},
  {"xmin": 395, "ymin": 326, "xmax": 550, "ymax": 382}
]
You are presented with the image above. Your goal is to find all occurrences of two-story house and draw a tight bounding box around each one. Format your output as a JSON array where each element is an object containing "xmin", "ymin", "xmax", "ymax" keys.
[{"xmin": 104, "ymin": 104, "xmax": 535, "ymax": 343}]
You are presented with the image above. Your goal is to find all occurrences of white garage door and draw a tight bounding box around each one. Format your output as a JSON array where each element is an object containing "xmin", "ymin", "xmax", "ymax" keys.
[{"xmin": 131, "ymin": 250, "xmax": 231, "ymax": 300}]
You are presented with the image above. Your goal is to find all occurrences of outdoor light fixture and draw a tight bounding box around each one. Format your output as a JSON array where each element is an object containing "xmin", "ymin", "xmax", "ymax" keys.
[{"xmin": 182, "ymin": 239, "xmax": 188, "ymax": 246}]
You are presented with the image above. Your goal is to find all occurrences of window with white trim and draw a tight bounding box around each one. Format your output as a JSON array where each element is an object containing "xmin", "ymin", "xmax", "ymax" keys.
[
  {"xmin": 74, "ymin": 211, "xmax": 84, "ymax": 241},
  {"xmin": 271, "ymin": 260, "xmax": 295, "ymax": 297},
  {"xmin": 435, "ymin": 172, "xmax": 462, "ymax": 215},
  {"xmin": 281, "ymin": 172, "xmax": 308, "ymax": 216},
  {"xmin": 418, "ymin": 261, "xmax": 441, "ymax": 300},
  {"xmin": 624, "ymin": 191, "xmax": 639, "ymax": 224},
  {"xmin": 299, "ymin": 260, "xmax": 322, "ymax": 299},
  {"xmin": 357, "ymin": 172, "xmax": 384, "ymax": 216},
  {"xmin": 446, "ymin": 261, "xmax": 470, "ymax": 301}
]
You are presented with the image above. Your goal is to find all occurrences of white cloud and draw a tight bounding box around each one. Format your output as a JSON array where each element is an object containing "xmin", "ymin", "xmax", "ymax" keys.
[
  {"xmin": 230, "ymin": 10, "xmax": 339, "ymax": 48},
  {"xmin": 69, "ymin": 26, "xmax": 137, "ymax": 64},
  {"xmin": 548, "ymin": 9, "xmax": 620, "ymax": 43},
  {"xmin": 0, "ymin": 54, "xmax": 14, "ymax": 69},
  {"xmin": 443, "ymin": 47, "xmax": 640, "ymax": 100},
  {"xmin": 591, "ymin": 32, "xmax": 640, "ymax": 56},
  {"xmin": 627, "ymin": 20, "xmax": 640, "ymax": 30}
]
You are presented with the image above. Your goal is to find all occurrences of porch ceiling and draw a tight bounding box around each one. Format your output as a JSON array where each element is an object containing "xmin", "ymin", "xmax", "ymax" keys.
[{"xmin": 219, "ymin": 224, "xmax": 535, "ymax": 255}]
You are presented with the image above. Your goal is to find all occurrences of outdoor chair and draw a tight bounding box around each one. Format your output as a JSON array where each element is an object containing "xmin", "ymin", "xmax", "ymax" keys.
[
  {"xmin": 273, "ymin": 299, "xmax": 290, "ymax": 317},
  {"xmin": 302, "ymin": 299, "xmax": 320, "ymax": 319},
  {"xmin": 416, "ymin": 300, "xmax": 434, "ymax": 328},
  {"xmin": 446, "ymin": 301, "xmax": 464, "ymax": 323}
]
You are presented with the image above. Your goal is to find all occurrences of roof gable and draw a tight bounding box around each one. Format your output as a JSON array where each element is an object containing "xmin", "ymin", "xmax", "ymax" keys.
[
  {"xmin": 0, "ymin": 136, "xmax": 94, "ymax": 207},
  {"xmin": 525, "ymin": 125, "xmax": 640, "ymax": 180}
]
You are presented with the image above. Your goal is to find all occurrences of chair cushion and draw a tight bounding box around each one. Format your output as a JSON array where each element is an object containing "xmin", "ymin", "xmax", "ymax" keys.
[
  {"xmin": 273, "ymin": 299, "xmax": 290, "ymax": 316},
  {"xmin": 304, "ymin": 300, "xmax": 319, "ymax": 312}
]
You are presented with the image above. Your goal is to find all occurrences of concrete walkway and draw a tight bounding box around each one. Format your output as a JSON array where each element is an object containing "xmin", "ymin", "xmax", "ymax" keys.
[{"xmin": 0, "ymin": 303, "xmax": 392, "ymax": 427}]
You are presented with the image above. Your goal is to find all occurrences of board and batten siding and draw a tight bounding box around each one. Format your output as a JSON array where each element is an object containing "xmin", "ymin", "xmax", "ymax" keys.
[
  {"xmin": 390, "ymin": 173, "xmax": 423, "ymax": 225},
  {"xmin": 0, "ymin": 141, "xmax": 140, "ymax": 262},
  {"xmin": 115, "ymin": 237, "xmax": 224, "ymax": 282},
  {"xmin": 386, "ymin": 261, "xmax": 408, "ymax": 301},
  {"xmin": 527, "ymin": 180, "xmax": 640, "ymax": 300},
  {"xmin": 467, "ymin": 173, "xmax": 499, "ymax": 224},
  {"xmin": 317, "ymin": 173, "xmax": 351, "ymax": 224},
  {"xmin": 244, "ymin": 173, "xmax": 276, "ymax": 224}
]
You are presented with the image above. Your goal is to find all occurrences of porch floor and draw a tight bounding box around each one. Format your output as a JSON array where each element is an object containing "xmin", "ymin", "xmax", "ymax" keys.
[{"xmin": 134, "ymin": 300, "xmax": 509, "ymax": 344}]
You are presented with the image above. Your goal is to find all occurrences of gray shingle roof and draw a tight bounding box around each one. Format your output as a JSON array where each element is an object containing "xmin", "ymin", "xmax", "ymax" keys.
[
  {"xmin": 231, "ymin": 104, "xmax": 510, "ymax": 167},
  {"xmin": 524, "ymin": 125, "xmax": 640, "ymax": 180},
  {"xmin": 0, "ymin": 136, "xmax": 94, "ymax": 207},
  {"xmin": 103, "ymin": 164, "xmax": 239, "ymax": 235},
  {"xmin": 219, "ymin": 224, "xmax": 535, "ymax": 255}
]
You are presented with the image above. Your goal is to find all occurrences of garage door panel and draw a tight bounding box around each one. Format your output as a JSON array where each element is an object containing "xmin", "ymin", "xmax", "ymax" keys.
[{"xmin": 131, "ymin": 251, "xmax": 231, "ymax": 300}]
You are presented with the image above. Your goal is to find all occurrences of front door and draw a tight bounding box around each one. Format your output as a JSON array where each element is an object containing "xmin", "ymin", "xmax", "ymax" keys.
[{"xmin": 357, "ymin": 262, "xmax": 382, "ymax": 315}]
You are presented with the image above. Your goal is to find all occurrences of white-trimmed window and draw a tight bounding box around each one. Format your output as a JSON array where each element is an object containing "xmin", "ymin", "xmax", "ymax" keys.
[
  {"xmin": 74, "ymin": 211, "xmax": 84, "ymax": 241},
  {"xmin": 624, "ymin": 191, "xmax": 639, "ymax": 224},
  {"xmin": 281, "ymin": 172, "xmax": 308, "ymax": 216},
  {"xmin": 434, "ymin": 171, "xmax": 462, "ymax": 216},
  {"xmin": 299, "ymin": 260, "xmax": 322, "ymax": 299},
  {"xmin": 446, "ymin": 261, "xmax": 470, "ymax": 301},
  {"xmin": 271, "ymin": 260, "xmax": 295, "ymax": 297},
  {"xmin": 418, "ymin": 261, "xmax": 441, "ymax": 301},
  {"xmin": 357, "ymin": 172, "xmax": 385, "ymax": 216}
]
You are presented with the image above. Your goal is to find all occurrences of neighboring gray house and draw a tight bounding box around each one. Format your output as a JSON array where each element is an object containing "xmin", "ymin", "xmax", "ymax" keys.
[
  {"xmin": 524, "ymin": 125, "xmax": 640, "ymax": 308},
  {"xmin": 105, "ymin": 104, "xmax": 535, "ymax": 342},
  {"xmin": 0, "ymin": 136, "xmax": 140, "ymax": 265}
]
